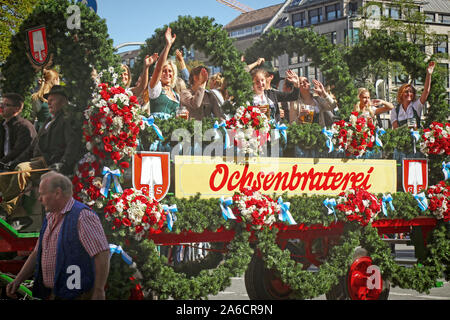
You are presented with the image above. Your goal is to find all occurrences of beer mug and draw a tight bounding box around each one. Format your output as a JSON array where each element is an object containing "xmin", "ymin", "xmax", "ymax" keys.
[
  {"xmin": 299, "ymin": 105, "xmax": 314, "ymax": 124},
  {"xmin": 407, "ymin": 118, "xmax": 417, "ymax": 129},
  {"xmin": 176, "ymin": 106, "xmax": 189, "ymax": 120}
]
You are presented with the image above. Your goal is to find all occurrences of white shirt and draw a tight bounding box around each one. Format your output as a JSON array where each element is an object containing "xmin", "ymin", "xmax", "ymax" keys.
[{"xmin": 390, "ymin": 99, "xmax": 424, "ymax": 125}]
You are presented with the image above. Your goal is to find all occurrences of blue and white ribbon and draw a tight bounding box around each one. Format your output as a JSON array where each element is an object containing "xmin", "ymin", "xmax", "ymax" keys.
[
  {"xmin": 162, "ymin": 204, "xmax": 178, "ymax": 232},
  {"xmin": 376, "ymin": 128, "xmax": 386, "ymax": 148},
  {"xmin": 277, "ymin": 197, "xmax": 296, "ymax": 225},
  {"xmin": 411, "ymin": 129, "xmax": 420, "ymax": 154},
  {"xmin": 219, "ymin": 197, "xmax": 236, "ymax": 220},
  {"xmin": 323, "ymin": 198, "xmax": 337, "ymax": 222},
  {"xmin": 142, "ymin": 116, "xmax": 164, "ymax": 141},
  {"xmin": 414, "ymin": 192, "xmax": 428, "ymax": 212},
  {"xmin": 322, "ymin": 127, "xmax": 335, "ymax": 153},
  {"xmin": 214, "ymin": 121, "xmax": 230, "ymax": 150},
  {"xmin": 442, "ymin": 162, "xmax": 450, "ymax": 181},
  {"xmin": 274, "ymin": 123, "xmax": 288, "ymax": 144},
  {"xmin": 381, "ymin": 194, "xmax": 395, "ymax": 217},
  {"xmin": 101, "ymin": 167, "xmax": 123, "ymax": 198},
  {"xmin": 109, "ymin": 244, "xmax": 133, "ymax": 265}
]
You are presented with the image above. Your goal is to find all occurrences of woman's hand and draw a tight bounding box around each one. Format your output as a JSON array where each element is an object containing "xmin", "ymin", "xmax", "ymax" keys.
[
  {"xmin": 285, "ymin": 70, "xmax": 299, "ymax": 88},
  {"xmin": 199, "ymin": 68, "xmax": 209, "ymax": 85},
  {"xmin": 165, "ymin": 27, "xmax": 176, "ymax": 46},
  {"xmin": 312, "ymin": 79, "xmax": 326, "ymax": 97},
  {"xmin": 427, "ymin": 61, "xmax": 435, "ymax": 75},
  {"xmin": 145, "ymin": 53, "xmax": 159, "ymax": 68}
]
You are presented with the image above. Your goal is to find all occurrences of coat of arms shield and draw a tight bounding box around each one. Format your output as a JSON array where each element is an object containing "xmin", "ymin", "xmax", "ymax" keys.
[{"xmin": 132, "ymin": 152, "xmax": 170, "ymax": 201}]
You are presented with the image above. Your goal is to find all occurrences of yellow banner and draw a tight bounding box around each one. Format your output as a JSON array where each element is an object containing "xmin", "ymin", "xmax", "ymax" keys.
[{"xmin": 175, "ymin": 156, "xmax": 397, "ymax": 198}]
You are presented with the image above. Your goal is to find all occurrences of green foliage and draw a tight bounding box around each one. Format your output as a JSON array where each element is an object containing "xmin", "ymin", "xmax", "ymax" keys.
[
  {"xmin": 0, "ymin": 0, "xmax": 40, "ymax": 62},
  {"xmin": 132, "ymin": 15, "xmax": 253, "ymax": 111}
]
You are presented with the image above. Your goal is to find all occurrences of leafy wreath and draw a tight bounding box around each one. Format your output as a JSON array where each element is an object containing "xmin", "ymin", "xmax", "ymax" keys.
[{"xmin": 1, "ymin": 0, "xmax": 121, "ymax": 123}]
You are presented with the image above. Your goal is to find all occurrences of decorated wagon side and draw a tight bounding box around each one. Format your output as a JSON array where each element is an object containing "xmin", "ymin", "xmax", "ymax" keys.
[{"xmin": 0, "ymin": 0, "xmax": 449, "ymax": 301}]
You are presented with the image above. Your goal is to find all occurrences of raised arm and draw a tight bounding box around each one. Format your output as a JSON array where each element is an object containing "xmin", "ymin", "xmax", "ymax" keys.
[
  {"xmin": 149, "ymin": 27, "xmax": 176, "ymax": 89},
  {"xmin": 419, "ymin": 61, "xmax": 435, "ymax": 105},
  {"xmin": 131, "ymin": 53, "xmax": 158, "ymax": 97},
  {"xmin": 245, "ymin": 57, "xmax": 265, "ymax": 72}
]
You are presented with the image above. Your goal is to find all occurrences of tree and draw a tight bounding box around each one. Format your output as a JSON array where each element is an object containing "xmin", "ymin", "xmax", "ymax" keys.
[{"xmin": 0, "ymin": 0, "xmax": 40, "ymax": 63}]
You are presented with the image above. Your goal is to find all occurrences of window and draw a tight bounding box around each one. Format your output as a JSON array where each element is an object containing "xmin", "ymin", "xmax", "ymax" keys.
[
  {"xmin": 298, "ymin": 67, "xmax": 304, "ymax": 77},
  {"xmin": 349, "ymin": 2, "xmax": 358, "ymax": 17},
  {"xmin": 325, "ymin": 4, "xmax": 341, "ymax": 21},
  {"xmin": 345, "ymin": 28, "xmax": 359, "ymax": 46},
  {"xmin": 292, "ymin": 12, "xmax": 307, "ymax": 27},
  {"xmin": 129, "ymin": 58, "xmax": 135, "ymax": 68},
  {"xmin": 309, "ymin": 8, "xmax": 323, "ymax": 25},
  {"xmin": 440, "ymin": 14, "xmax": 450, "ymax": 24},
  {"xmin": 434, "ymin": 35, "xmax": 448, "ymax": 54},
  {"xmin": 384, "ymin": 6, "xmax": 401, "ymax": 19},
  {"xmin": 324, "ymin": 31, "xmax": 337, "ymax": 44},
  {"xmin": 425, "ymin": 13, "xmax": 435, "ymax": 23}
]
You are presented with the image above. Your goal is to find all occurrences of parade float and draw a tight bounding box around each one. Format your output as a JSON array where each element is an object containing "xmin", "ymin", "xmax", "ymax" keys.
[{"xmin": 0, "ymin": 0, "xmax": 449, "ymax": 300}]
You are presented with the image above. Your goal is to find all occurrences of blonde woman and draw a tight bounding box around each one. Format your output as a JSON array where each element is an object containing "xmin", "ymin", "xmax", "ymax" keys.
[
  {"xmin": 148, "ymin": 27, "xmax": 180, "ymax": 119},
  {"xmin": 354, "ymin": 88, "xmax": 394, "ymax": 124},
  {"xmin": 31, "ymin": 69, "xmax": 60, "ymax": 131}
]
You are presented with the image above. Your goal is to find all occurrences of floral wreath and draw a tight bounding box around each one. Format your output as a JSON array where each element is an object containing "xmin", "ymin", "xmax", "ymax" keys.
[
  {"xmin": 331, "ymin": 112, "xmax": 376, "ymax": 157},
  {"xmin": 420, "ymin": 122, "xmax": 450, "ymax": 156},
  {"xmin": 82, "ymin": 68, "xmax": 143, "ymax": 168},
  {"xmin": 104, "ymin": 188, "xmax": 168, "ymax": 241},
  {"xmin": 226, "ymin": 105, "xmax": 271, "ymax": 156},
  {"xmin": 336, "ymin": 188, "xmax": 382, "ymax": 226},
  {"xmin": 427, "ymin": 181, "xmax": 450, "ymax": 220}
]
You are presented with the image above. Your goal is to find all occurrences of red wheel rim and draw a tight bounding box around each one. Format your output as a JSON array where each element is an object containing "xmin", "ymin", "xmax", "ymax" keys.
[
  {"xmin": 347, "ymin": 256, "xmax": 383, "ymax": 300},
  {"xmin": 264, "ymin": 269, "xmax": 292, "ymax": 298}
]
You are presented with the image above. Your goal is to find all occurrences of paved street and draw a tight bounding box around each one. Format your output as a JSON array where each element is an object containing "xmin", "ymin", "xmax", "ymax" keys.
[{"xmin": 209, "ymin": 244, "xmax": 450, "ymax": 300}]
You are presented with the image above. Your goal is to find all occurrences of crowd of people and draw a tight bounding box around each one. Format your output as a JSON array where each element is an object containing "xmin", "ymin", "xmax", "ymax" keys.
[
  {"xmin": 111, "ymin": 27, "xmax": 435, "ymax": 133},
  {"xmin": 0, "ymin": 26, "xmax": 437, "ymax": 300}
]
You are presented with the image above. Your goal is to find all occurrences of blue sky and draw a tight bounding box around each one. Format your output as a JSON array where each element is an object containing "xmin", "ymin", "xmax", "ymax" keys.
[{"xmin": 95, "ymin": 0, "xmax": 281, "ymax": 52}]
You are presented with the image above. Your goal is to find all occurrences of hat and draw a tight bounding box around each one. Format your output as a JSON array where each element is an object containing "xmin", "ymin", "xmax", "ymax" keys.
[{"xmin": 43, "ymin": 85, "xmax": 68, "ymax": 100}]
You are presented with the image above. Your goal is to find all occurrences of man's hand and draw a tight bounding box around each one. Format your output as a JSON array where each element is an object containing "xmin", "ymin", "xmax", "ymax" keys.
[
  {"xmin": 6, "ymin": 279, "xmax": 21, "ymax": 299},
  {"xmin": 49, "ymin": 162, "xmax": 64, "ymax": 172}
]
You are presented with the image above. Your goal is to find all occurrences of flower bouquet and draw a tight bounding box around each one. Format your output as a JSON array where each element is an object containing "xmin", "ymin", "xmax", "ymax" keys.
[
  {"xmin": 427, "ymin": 181, "xmax": 450, "ymax": 220},
  {"xmin": 331, "ymin": 112, "xmax": 376, "ymax": 157},
  {"xmin": 83, "ymin": 68, "xmax": 144, "ymax": 168},
  {"xmin": 104, "ymin": 188, "xmax": 167, "ymax": 241},
  {"xmin": 231, "ymin": 187, "xmax": 280, "ymax": 229},
  {"xmin": 72, "ymin": 153, "xmax": 103, "ymax": 208},
  {"xmin": 420, "ymin": 122, "xmax": 450, "ymax": 156},
  {"xmin": 336, "ymin": 188, "xmax": 381, "ymax": 226},
  {"xmin": 226, "ymin": 106, "xmax": 271, "ymax": 156}
]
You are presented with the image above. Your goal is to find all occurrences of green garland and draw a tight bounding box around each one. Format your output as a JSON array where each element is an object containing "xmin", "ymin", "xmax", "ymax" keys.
[
  {"xmin": 255, "ymin": 224, "xmax": 361, "ymax": 299},
  {"xmin": 107, "ymin": 225, "xmax": 253, "ymax": 300},
  {"xmin": 1, "ymin": 0, "xmax": 121, "ymax": 122},
  {"xmin": 360, "ymin": 222, "xmax": 450, "ymax": 292}
]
